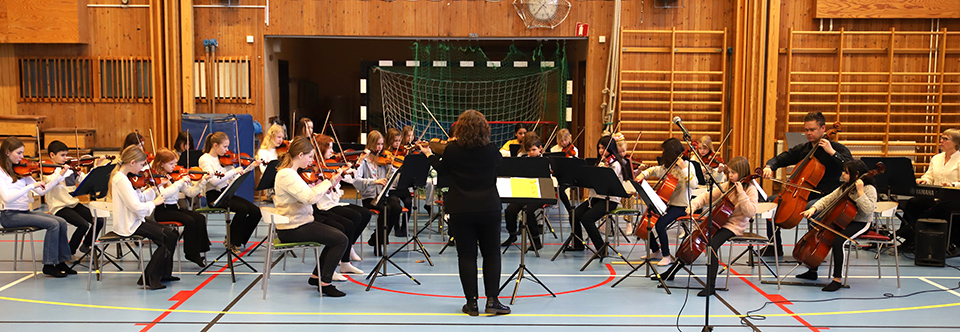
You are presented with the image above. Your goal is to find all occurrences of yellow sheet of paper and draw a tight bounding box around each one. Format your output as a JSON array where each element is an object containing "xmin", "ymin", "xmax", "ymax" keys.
[{"xmin": 510, "ymin": 178, "xmax": 540, "ymax": 198}]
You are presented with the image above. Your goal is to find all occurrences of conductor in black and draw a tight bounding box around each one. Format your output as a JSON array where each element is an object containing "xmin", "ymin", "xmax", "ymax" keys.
[{"xmin": 419, "ymin": 109, "xmax": 511, "ymax": 316}]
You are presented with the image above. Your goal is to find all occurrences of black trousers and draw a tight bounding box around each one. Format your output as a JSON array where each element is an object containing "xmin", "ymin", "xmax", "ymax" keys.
[
  {"xmin": 55, "ymin": 204, "xmax": 103, "ymax": 254},
  {"xmin": 154, "ymin": 204, "xmax": 211, "ymax": 260},
  {"xmin": 133, "ymin": 221, "xmax": 178, "ymax": 287},
  {"xmin": 276, "ymin": 221, "xmax": 348, "ymax": 284},
  {"xmin": 206, "ymin": 190, "xmax": 262, "ymax": 247},
  {"xmin": 504, "ymin": 202, "xmax": 541, "ymax": 238},
  {"xmin": 808, "ymin": 221, "xmax": 868, "ymax": 279},
  {"xmin": 572, "ymin": 198, "xmax": 618, "ymax": 251},
  {"xmin": 704, "ymin": 228, "xmax": 736, "ymax": 288},
  {"xmin": 449, "ymin": 210, "xmax": 502, "ymax": 300},
  {"xmin": 390, "ymin": 189, "xmax": 412, "ymax": 234},
  {"xmin": 362, "ymin": 196, "xmax": 402, "ymax": 241},
  {"xmin": 314, "ymin": 204, "xmax": 371, "ymax": 262}
]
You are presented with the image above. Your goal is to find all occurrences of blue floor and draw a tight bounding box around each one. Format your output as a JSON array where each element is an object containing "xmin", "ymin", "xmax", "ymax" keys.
[{"xmin": 1, "ymin": 205, "xmax": 959, "ymax": 331}]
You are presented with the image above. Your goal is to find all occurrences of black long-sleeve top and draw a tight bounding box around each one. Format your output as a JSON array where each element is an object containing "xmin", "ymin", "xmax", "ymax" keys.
[
  {"xmin": 765, "ymin": 139, "xmax": 853, "ymax": 200},
  {"xmin": 428, "ymin": 141, "xmax": 503, "ymax": 214}
]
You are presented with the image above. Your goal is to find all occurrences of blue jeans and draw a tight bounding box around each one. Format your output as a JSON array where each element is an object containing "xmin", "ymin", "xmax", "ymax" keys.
[{"xmin": 1, "ymin": 210, "xmax": 72, "ymax": 265}]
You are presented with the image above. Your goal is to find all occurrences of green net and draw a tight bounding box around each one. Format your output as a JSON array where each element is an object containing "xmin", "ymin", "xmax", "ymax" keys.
[{"xmin": 376, "ymin": 42, "xmax": 567, "ymax": 147}]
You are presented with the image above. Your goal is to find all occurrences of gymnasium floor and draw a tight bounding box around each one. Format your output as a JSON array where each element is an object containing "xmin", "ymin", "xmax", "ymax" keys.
[{"xmin": 1, "ymin": 204, "xmax": 958, "ymax": 332}]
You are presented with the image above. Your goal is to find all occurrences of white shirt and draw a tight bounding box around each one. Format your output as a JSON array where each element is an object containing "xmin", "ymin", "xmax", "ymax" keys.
[
  {"xmin": 199, "ymin": 153, "xmax": 241, "ymax": 192},
  {"xmin": 256, "ymin": 147, "xmax": 278, "ymax": 174},
  {"xmin": 638, "ymin": 160, "xmax": 699, "ymax": 207},
  {"xmin": 273, "ymin": 168, "xmax": 332, "ymax": 230},
  {"xmin": 920, "ymin": 150, "xmax": 960, "ymax": 186},
  {"xmin": 1, "ymin": 169, "xmax": 63, "ymax": 211},
  {"xmin": 44, "ymin": 169, "xmax": 83, "ymax": 214},
  {"xmin": 157, "ymin": 176, "xmax": 207, "ymax": 205},
  {"xmin": 110, "ymin": 171, "xmax": 157, "ymax": 236},
  {"xmin": 316, "ymin": 175, "xmax": 351, "ymax": 211}
]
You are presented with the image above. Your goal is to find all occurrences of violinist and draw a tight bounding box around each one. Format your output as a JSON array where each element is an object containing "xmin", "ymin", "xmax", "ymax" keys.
[
  {"xmin": 109, "ymin": 146, "xmax": 178, "ymax": 289},
  {"xmin": 636, "ymin": 138, "xmax": 699, "ymax": 267},
  {"xmin": 295, "ymin": 117, "xmax": 314, "ymax": 138},
  {"xmin": 199, "ymin": 132, "xmax": 262, "ymax": 255},
  {"xmin": 568, "ymin": 135, "xmax": 633, "ymax": 253},
  {"xmin": 399, "ymin": 125, "xmax": 415, "ymax": 156},
  {"xmin": 659, "ymin": 156, "xmax": 758, "ymax": 295},
  {"xmin": 354, "ymin": 131, "xmax": 402, "ymax": 252},
  {"xmin": 795, "ymin": 159, "xmax": 877, "ymax": 292},
  {"xmin": 174, "ymin": 131, "xmax": 202, "ymax": 168},
  {"xmin": 0, "ymin": 137, "xmax": 75, "ymax": 278},
  {"xmin": 548, "ymin": 128, "xmax": 579, "ymax": 158},
  {"xmin": 762, "ymin": 112, "xmax": 852, "ymax": 256},
  {"xmin": 151, "ymin": 149, "xmax": 211, "ymax": 267},
  {"xmin": 45, "ymin": 140, "xmax": 106, "ymax": 256},
  {"xmin": 256, "ymin": 124, "xmax": 287, "ymax": 202},
  {"xmin": 500, "ymin": 123, "xmax": 527, "ymax": 157},
  {"xmin": 694, "ymin": 135, "xmax": 726, "ymax": 184},
  {"xmin": 501, "ymin": 136, "xmax": 545, "ymax": 250},
  {"xmin": 313, "ymin": 134, "xmax": 369, "ymax": 274},
  {"xmin": 383, "ymin": 128, "xmax": 411, "ymax": 236},
  {"xmin": 273, "ymin": 137, "xmax": 349, "ymax": 297},
  {"xmin": 123, "ymin": 132, "xmax": 145, "ymax": 151},
  {"xmin": 896, "ymin": 128, "xmax": 960, "ymax": 250}
]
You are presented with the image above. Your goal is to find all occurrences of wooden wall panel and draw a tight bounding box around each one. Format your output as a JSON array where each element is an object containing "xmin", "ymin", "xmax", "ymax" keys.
[
  {"xmin": 0, "ymin": 0, "xmax": 89, "ymax": 44},
  {"xmin": 816, "ymin": 0, "xmax": 960, "ymax": 19},
  {"xmin": 0, "ymin": 45, "xmax": 15, "ymax": 114}
]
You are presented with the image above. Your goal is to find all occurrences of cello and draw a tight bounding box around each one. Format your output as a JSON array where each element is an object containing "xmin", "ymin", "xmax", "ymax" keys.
[
  {"xmin": 771, "ymin": 122, "xmax": 842, "ymax": 229},
  {"xmin": 676, "ymin": 169, "xmax": 762, "ymax": 265},
  {"xmin": 633, "ymin": 156, "xmax": 682, "ymax": 240},
  {"xmin": 792, "ymin": 162, "xmax": 884, "ymax": 269}
]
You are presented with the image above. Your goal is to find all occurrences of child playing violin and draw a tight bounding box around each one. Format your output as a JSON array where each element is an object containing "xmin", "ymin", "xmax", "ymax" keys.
[
  {"xmin": 658, "ymin": 156, "xmax": 758, "ymax": 296},
  {"xmin": 384, "ymin": 128, "xmax": 411, "ymax": 237},
  {"xmin": 313, "ymin": 134, "xmax": 370, "ymax": 273},
  {"xmin": 151, "ymin": 148, "xmax": 211, "ymax": 267},
  {"xmin": 567, "ymin": 135, "xmax": 633, "ymax": 253},
  {"xmin": 273, "ymin": 137, "xmax": 349, "ymax": 297},
  {"xmin": 44, "ymin": 140, "xmax": 107, "ymax": 256},
  {"xmin": 109, "ymin": 146, "xmax": 178, "ymax": 289},
  {"xmin": 199, "ymin": 132, "xmax": 262, "ymax": 255},
  {"xmin": 548, "ymin": 128, "xmax": 579, "ymax": 158},
  {"xmin": 694, "ymin": 135, "xmax": 726, "ymax": 184},
  {"xmin": 354, "ymin": 131, "xmax": 402, "ymax": 254},
  {"xmin": 636, "ymin": 138, "xmax": 699, "ymax": 267},
  {"xmin": 500, "ymin": 123, "xmax": 527, "ymax": 157},
  {"xmin": 502, "ymin": 137, "xmax": 546, "ymax": 250},
  {"xmin": 795, "ymin": 159, "xmax": 877, "ymax": 292},
  {"xmin": 1, "ymin": 137, "xmax": 75, "ymax": 278},
  {"xmin": 257, "ymin": 124, "xmax": 287, "ymax": 202}
]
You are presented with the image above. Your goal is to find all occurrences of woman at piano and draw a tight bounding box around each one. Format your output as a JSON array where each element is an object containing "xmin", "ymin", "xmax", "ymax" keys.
[{"xmin": 896, "ymin": 128, "xmax": 960, "ymax": 249}]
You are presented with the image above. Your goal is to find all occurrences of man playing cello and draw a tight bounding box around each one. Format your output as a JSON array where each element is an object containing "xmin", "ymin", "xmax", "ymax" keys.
[{"xmin": 761, "ymin": 112, "xmax": 853, "ymax": 256}]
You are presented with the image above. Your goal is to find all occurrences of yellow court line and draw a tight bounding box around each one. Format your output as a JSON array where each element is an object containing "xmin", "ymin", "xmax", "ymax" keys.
[{"xmin": 0, "ymin": 295, "xmax": 958, "ymax": 319}]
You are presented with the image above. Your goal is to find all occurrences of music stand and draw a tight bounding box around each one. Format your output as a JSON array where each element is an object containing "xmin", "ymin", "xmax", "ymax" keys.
[
  {"xmin": 509, "ymin": 144, "xmax": 523, "ymax": 157},
  {"xmin": 577, "ymin": 166, "xmax": 638, "ymax": 271},
  {"xmin": 495, "ymin": 176, "xmax": 558, "ymax": 304},
  {"xmin": 197, "ymin": 171, "xmax": 257, "ymax": 282},
  {"xmin": 386, "ymin": 154, "xmax": 433, "ymax": 265},
  {"xmin": 550, "ymin": 157, "xmax": 589, "ymax": 261},
  {"xmin": 498, "ymin": 157, "xmax": 552, "ymax": 256},
  {"xmin": 366, "ymin": 167, "xmax": 421, "ymax": 291},
  {"xmin": 611, "ymin": 179, "xmax": 673, "ymax": 293},
  {"xmin": 255, "ymin": 160, "xmax": 280, "ymax": 191},
  {"xmin": 69, "ymin": 164, "xmax": 121, "ymax": 270},
  {"xmin": 861, "ymin": 157, "xmax": 915, "ymax": 197}
]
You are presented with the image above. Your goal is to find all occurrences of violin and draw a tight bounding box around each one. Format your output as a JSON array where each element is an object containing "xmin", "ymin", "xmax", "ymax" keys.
[
  {"xmin": 793, "ymin": 162, "xmax": 885, "ymax": 269},
  {"xmin": 297, "ymin": 164, "xmax": 322, "ymax": 185},
  {"xmin": 561, "ymin": 143, "xmax": 577, "ymax": 158},
  {"xmin": 701, "ymin": 151, "xmax": 724, "ymax": 169},
  {"xmin": 772, "ymin": 122, "xmax": 842, "ymax": 229},
  {"xmin": 13, "ymin": 161, "xmax": 62, "ymax": 177},
  {"xmin": 168, "ymin": 165, "xmax": 222, "ymax": 182},
  {"xmin": 423, "ymin": 137, "xmax": 456, "ymax": 155},
  {"xmin": 219, "ymin": 150, "xmax": 255, "ymax": 167},
  {"xmin": 276, "ymin": 140, "xmax": 290, "ymax": 154},
  {"xmin": 65, "ymin": 155, "xmax": 115, "ymax": 171},
  {"xmin": 675, "ymin": 169, "xmax": 762, "ymax": 265},
  {"xmin": 376, "ymin": 150, "xmax": 404, "ymax": 168},
  {"xmin": 127, "ymin": 171, "xmax": 162, "ymax": 189}
]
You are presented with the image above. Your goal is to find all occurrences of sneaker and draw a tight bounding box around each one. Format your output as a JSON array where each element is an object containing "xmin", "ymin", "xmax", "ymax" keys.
[
  {"xmin": 641, "ymin": 251, "xmax": 663, "ymax": 260},
  {"xmin": 657, "ymin": 256, "xmax": 674, "ymax": 266},
  {"xmin": 332, "ymin": 272, "xmax": 348, "ymax": 282},
  {"xmin": 796, "ymin": 270, "xmax": 818, "ymax": 280},
  {"xmin": 339, "ymin": 262, "xmax": 364, "ymax": 274},
  {"xmin": 821, "ymin": 280, "xmax": 843, "ymax": 292},
  {"xmin": 321, "ymin": 285, "xmax": 346, "ymax": 297},
  {"xmin": 349, "ymin": 248, "xmax": 362, "ymax": 261}
]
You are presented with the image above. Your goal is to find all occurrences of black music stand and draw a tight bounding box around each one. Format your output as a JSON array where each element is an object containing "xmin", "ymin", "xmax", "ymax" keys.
[
  {"xmin": 197, "ymin": 171, "xmax": 257, "ymax": 282},
  {"xmin": 436, "ymin": 170, "xmax": 456, "ymax": 255},
  {"xmin": 496, "ymin": 176, "xmax": 558, "ymax": 304},
  {"xmin": 862, "ymin": 157, "xmax": 915, "ymax": 198},
  {"xmin": 550, "ymin": 157, "xmax": 590, "ymax": 261},
  {"xmin": 498, "ymin": 157, "xmax": 552, "ymax": 256},
  {"xmin": 69, "ymin": 164, "xmax": 120, "ymax": 270},
  {"xmin": 611, "ymin": 179, "xmax": 673, "ymax": 293},
  {"xmin": 366, "ymin": 167, "xmax": 421, "ymax": 291},
  {"xmin": 577, "ymin": 166, "xmax": 636, "ymax": 271},
  {"xmin": 387, "ymin": 154, "xmax": 433, "ymax": 265},
  {"xmin": 509, "ymin": 144, "xmax": 523, "ymax": 157}
]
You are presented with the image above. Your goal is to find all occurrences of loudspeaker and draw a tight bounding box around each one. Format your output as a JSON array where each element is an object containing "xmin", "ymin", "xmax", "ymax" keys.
[{"xmin": 915, "ymin": 218, "xmax": 947, "ymax": 267}]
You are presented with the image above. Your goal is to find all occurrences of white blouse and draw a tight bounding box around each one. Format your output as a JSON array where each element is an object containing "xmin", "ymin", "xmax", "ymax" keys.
[
  {"xmin": 273, "ymin": 168, "xmax": 332, "ymax": 230},
  {"xmin": 1, "ymin": 169, "xmax": 64, "ymax": 211},
  {"xmin": 44, "ymin": 169, "xmax": 82, "ymax": 214},
  {"xmin": 256, "ymin": 147, "xmax": 278, "ymax": 174},
  {"xmin": 920, "ymin": 150, "xmax": 960, "ymax": 186},
  {"xmin": 638, "ymin": 160, "xmax": 700, "ymax": 207},
  {"xmin": 110, "ymin": 171, "xmax": 157, "ymax": 236},
  {"xmin": 199, "ymin": 153, "xmax": 241, "ymax": 192},
  {"xmin": 157, "ymin": 176, "xmax": 207, "ymax": 205}
]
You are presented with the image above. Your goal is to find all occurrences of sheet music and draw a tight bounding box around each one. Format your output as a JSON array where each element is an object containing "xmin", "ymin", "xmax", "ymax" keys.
[
  {"xmin": 639, "ymin": 179, "xmax": 667, "ymax": 215},
  {"xmin": 496, "ymin": 178, "xmax": 542, "ymax": 198}
]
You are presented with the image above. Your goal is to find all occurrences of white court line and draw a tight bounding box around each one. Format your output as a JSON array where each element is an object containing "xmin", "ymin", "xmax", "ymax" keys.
[
  {"xmin": 0, "ymin": 273, "xmax": 36, "ymax": 293},
  {"xmin": 920, "ymin": 277, "xmax": 960, "ymax": 298}
]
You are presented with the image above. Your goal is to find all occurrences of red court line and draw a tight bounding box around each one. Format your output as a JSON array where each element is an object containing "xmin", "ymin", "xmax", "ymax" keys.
[
  {"xmin": 134, "ymin": 241, "xmax": 262, "ymax": 332},
  {"xmin": 346, "ymin": 263, "xmax": 617, "ymax": 299},
  {"xmin": 728, "ymin": 265, "xmax": 824, "ymax": 331}
]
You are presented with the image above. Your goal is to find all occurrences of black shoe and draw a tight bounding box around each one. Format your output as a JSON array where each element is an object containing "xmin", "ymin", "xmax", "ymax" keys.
[
  {"xmin": 697, "ymin": 288, "xmax": 716, "ymax": 297},
  {"xmin": 42, "ymin": 265, "xmax": 67, "ymax": 278},
  {"xmin": 526, "ymin": 240, "xmax": 544, "ymax": 252},
  {"xmin": 308, "ymin": 277, "xmax": 319, "ymax": 286},
  {"xmin": 563, "ymin": 245, "xmax": 585, "ymax": 252},
  {"xmin": 321, "ymin": 285, "xmax": 346, "ymax": 297},
  {"xmin": 78, "ymin": 244, "xmax": 90, "ymax": 254},
  {"xmin": 651, "ymin": 263, "xmax": 680, "ymax": 281},
  {"xmin": 146, "ymin": 283, "xmax": 167, "ymax": 290},
  {"xmin": 822, "ymin": 280, "xmax": 843, "ymax": 292},
  {"xmin": 485, "ymin": 299, "xmax": 511, "ymax": 315},
  {"xmin": 796, "ymin": 270, "xmax": 818, "ymax": 281},
  {"xmin": 161, "ymin": 276, "xmax": 181, "ymax": 282},
  {"xmin": 462, "ymin": 301, "xmax": 479, "ymax": 316},
  {"xmin": 501, "ymin": 234, "xmax": 517, "ymax": 247},
  {"xmin": 56, "ymin": 262, "xmax": 77, "ymax": 275},
  {"xmin": 186, "ymin": 255, "xmax": 206, "ymax": 268}
]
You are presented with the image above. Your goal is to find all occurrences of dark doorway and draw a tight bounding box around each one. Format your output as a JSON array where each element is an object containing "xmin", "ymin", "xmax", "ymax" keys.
[{"xmin": 278, "ymin": 60, "xmax": 290, "ymax": 137}]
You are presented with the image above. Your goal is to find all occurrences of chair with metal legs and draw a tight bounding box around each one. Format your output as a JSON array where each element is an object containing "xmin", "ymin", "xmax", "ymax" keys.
[
  {"xmin": 259, "ymin": 207, "xmax": 324, "ymax": 299},
  {"xmin": 86, "ymin": 202, "xmax": 146, "ymax": 291}
]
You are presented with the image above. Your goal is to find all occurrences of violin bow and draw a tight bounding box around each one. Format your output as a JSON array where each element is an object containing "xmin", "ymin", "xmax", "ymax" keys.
[
  {"xmin": 808, "ymin": 218, "xmax": 858, "ymax": 245},
  {"xmin": 706, "ymin": 127, "xmax": 733, "ymax": 169},
  {"xmin": 543, "ymin": 126, "xmax": 559, "ymax": 151},
  {"xmin": 421, "ymin": 102, "xmax": 449, "ymax": 139},
  {"xmin": 628, "ymin": 131, "xmax": 642, "ymax": 164},
  {"xmin": 74, "ymin": 126, "xmax": 81, "ymax": 163},
  {"xmin": 319, "ymin": 110, "xmax": 332, "ymax": 136}
]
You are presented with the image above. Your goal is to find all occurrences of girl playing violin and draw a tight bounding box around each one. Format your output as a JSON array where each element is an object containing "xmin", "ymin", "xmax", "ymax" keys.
[
  {"xmin": 549, "ymin": 128, "xmax": 579, "ymax": 158},
  {"xmin": 199, "ymin": 132, "xmax": 262, "ymax": 255},
  {"xmin": 659, "ymin": 156, "xmax": 758, "ymax": 295},
  {"xmin": 152, "ymin": 148, "xmax": 211, "ymax": 267},
  {"xmin": 109, "ymin": 146, "xmax": 178, "ymax": 289},
  {"xmin": 174, "ymin": 131, "xmax": 201, "ymax": 168},
  {"xmin": 567, "ymin": 135, "xmax": 633, "ymax": 253},
  {"xmin": 400, "ymin": 125, "xmax": 415, "ymax": 155},
  {"xmin": 636, "ymin": 138, "xmax": 699, "ymax": 267},
  {"xmin": 257, "ymin": 124, "xmax": 287, "ymax": 202},
  {"xmin": 694, "ymin": 135, "xmax": 726, "ymax": 184},
  {"xmin": 500, "ymin": 123, "xmax": 527, "ymax": 157},
  {"xmin": 273, "ymin": 137, "xmax": 349, "ymax": 297},
  {"xmin": 795, "ymin": 159, "xmax": 877, "ymax": 292},
  {"xmin": 313, "ymin": 134, "xmax": 370, "ymax": 273},
  {"xmin": 123, "ymin": 132, "xmax": 145, "ymax": 151},
  {"xmin": 0, "ymin": 137, "xmax": 75, "ymax": 278},
  {"xmin": 383, "ymin": 127, "xmax": 412, "ymax": 236},
  {"xmin": 295, "ymin": 117, "xmax": 314, "ymax": 138},
  {"xmin": 45, "ymin": 140, "xmax": 107, "ymax": 256},
  {"xmin": 354, "ymin": 131, "xmax": 402, "ymax": 253}
]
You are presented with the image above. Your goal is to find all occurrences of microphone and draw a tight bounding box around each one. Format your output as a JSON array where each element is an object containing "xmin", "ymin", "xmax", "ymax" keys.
[{"xmin": 673, "ymin": 116, "xmax": 691, "ymax": 138}]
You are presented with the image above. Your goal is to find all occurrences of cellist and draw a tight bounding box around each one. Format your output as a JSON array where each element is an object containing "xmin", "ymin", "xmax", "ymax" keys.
[
  {"xmin": 762, "ymin": 112, "xmax": 852, "ymax": 256},
  {"xmin": 635, "ymin": 138, "xmax": 699, "ymax": 267},
  {"xmin": 795, "ymin": 159, "xmax": 877, "ymax": 291}
]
